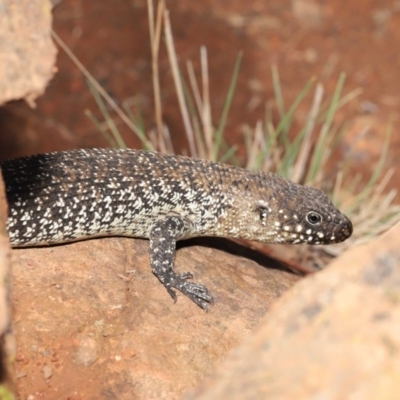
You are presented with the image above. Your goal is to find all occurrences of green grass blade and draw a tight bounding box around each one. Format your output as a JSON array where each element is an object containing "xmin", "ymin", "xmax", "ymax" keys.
[
  {"xmin": 87, "ymin": 80, "xmax": 127, "ymax": 149},
  {"xmin": 181, "ymin": 73, "xmax": 207, "ymax": 156},
  {"xmin": 84, "ymin": 109, "xmax": 118, "ymax": 148},
  {"xmin": 272, "ymin": 64, "xmax": 285, "ymax": 119},
  {"xmin": 218, "ymin": 145, "xmax": 237, "ymax": 164},
  {"xmin": 274, "ymin": 77, "xmax": 315, "ymax": 146},
  {"xmin": 255, "ymin": 77, "xmax": 315, "ymax": 173},
  {"xmin": 214, "ymin": 52, "xmax": 243, "ymax": 160}
]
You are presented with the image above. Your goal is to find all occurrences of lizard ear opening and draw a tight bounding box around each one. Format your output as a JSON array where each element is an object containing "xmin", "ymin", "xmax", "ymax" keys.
[{"xmin": 256, "ymin": 206, "xmax": 269, "ymax": 226}]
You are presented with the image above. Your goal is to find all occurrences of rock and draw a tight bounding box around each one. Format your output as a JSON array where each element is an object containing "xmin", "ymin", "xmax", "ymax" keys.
[
  {"xmin": 0, "ymin": 169, "xmax": 15, "ymax": 394},
  {"xmin": 12, "ymin": 237, "xmax": 298, "ymax": 399},
  {"xmin": 188, "ymin": 223, "xmax": 400, "ymax": 400},
  {"xmin": 291, "ymin": 0, "xmax": 326, "ymax": 28},
  {"xmin": 42, "ymin": 365, "xmax": 53, "ymax": 380},
  {"xmin": 0, "ymin": 0, "xmax": 56, "ymax": 106}
]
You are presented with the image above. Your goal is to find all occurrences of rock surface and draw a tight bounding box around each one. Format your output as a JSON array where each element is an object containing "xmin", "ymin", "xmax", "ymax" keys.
[
  {"xmin": 0, "ymin": 170, "xmax": 14, "ymax": 395},
  {"xmin": 189, "ymin": 223, "xmax": 400, "ymax": 400},
  {"xmin": 0, "ymin": 0, "xmax": 56, "ymax": 106},
  {"xmin": 12, "ymin": 237, "xmax": 298, "ymax": 399}
]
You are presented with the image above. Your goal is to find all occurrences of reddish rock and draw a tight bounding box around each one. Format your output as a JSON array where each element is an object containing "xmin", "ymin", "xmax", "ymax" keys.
[
  {"xmin": 0, "ymin": 169, "xmax": 15, "ymax": 394},
  {"xmin": 189, "ymin": 223, "xmax": 400, "ymax": 400},
  {"xmin": 0, "ymin": 0, "xmax": 56, "ymax": 106},
  {"xmin": 12, "ymin": 238, "xmax": 297, "ymax": 399}
]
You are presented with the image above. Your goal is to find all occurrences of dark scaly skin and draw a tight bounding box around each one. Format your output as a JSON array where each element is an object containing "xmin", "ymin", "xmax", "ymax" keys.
[{"xmin": 0, "ymin": 149, "xmax": 353, "ymax": 309}]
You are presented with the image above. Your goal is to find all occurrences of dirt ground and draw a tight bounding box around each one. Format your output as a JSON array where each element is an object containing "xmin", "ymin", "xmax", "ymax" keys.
[{"xmin": 0, "ymin": 0, "xmax": 399, "ymax": 195}]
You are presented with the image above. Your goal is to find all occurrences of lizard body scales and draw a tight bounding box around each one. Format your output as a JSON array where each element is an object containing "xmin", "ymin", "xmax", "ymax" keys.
[{"xmin": 0, "ymin": 148, "xmax": 353, "ymax": 309}]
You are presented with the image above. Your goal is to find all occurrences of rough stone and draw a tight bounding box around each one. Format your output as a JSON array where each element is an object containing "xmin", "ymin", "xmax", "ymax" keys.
[
  {"xmin": 0, "ymin": 0, "xmax": 56, "ymax": 106},
  {"xmin": 0, "ymin": 168, "xmax": 15, "ymax": 394},
  {"xmin": 189, "ymin": 223, "xmax": 400, "ymax": 400},
  {"xmin": 12, "ymin": 237, "xmax": 298, "ymax": 399}
]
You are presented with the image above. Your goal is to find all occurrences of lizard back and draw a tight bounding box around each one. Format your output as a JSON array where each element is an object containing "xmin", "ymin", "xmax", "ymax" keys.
[{"xmin": 1, "ymin": 148, "xmax": 353, "ymax": 247}]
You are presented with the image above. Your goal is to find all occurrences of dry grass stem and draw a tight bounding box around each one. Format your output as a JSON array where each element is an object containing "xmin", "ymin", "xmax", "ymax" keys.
[
  {"xmin": 163, "ymin": 9, "xmax": 197, "ymax": 157},
  {"xmin": 51, "ymin": 30, "xmax": 152, "ymax": 149},
  {"xmin": 200, "ymin": 47, "xmax": 214, "ymax": 158},
  {"xmin": 147, "ymin": 0, "xmax": 166, "ymax": 151},
  {"xmin": 292, "ymin": 84, "xmax": 324, "ymax": 183}
]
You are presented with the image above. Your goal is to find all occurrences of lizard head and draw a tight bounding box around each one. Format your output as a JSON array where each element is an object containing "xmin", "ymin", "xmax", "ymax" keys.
[
  {"xmin": 254, "ymin": 183, "xmax": 353, "ymax": 245},
  {"xmin": 224, "ymin": 172, "xmax": 353, "ymax": 245}
]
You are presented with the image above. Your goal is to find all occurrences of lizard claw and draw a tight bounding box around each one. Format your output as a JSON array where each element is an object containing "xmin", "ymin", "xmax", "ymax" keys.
[{"xmin": 165, "ymin": 272, "xmax": 214, "ymax": 311}]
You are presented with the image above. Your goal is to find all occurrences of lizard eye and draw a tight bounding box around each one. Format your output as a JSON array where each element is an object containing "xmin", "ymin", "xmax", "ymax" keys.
[
  {"xmin": 306, "ymin": 212, "xmax": 322, "ymax": 225},
  {"xmin": 258, "ymin": 207, "xmax": 269, "ymax": 226}
]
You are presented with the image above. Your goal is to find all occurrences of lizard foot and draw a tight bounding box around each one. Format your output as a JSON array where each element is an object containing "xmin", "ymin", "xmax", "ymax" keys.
[{"xmin": 162, "ymin": 272, "xmax": 214, "ymax": 311}]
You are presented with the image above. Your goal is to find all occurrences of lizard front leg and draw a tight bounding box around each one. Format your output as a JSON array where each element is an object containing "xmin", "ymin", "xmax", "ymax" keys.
[{"xmin": 149, "ymin": 215, "xmax": 214, "ymax": 310}]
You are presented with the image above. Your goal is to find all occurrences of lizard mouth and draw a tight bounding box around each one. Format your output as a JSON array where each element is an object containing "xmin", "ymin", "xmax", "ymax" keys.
[{"xmin": 319, "ymin": 219, "xmax": 353, "ymax": 244}]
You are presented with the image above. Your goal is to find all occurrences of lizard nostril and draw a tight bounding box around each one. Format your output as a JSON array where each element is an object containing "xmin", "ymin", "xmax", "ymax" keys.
[{"xmin": 344, "ymin": 220, "xmax": 353, "ymax": 238}]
